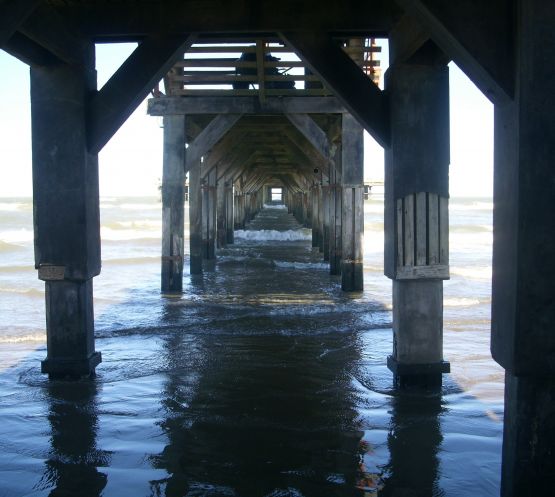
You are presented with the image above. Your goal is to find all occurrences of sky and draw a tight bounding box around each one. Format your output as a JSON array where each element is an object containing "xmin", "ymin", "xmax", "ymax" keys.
[{"xmin": 0, "ymin": 42, "xmax": 493, "ymax": 198}]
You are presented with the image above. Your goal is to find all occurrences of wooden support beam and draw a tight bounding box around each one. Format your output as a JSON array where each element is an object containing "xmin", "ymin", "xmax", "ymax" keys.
[
  {"xmin": 389, "ymin": 14, "xmax": 430, "ymax": 63},
  {"xmin": 2, "ymin": 31, "xmax": 58, "ymax": 66},
  {"xmin": 52, "ymin": 1, "xmax": 400, "ymax": 39},
  {"xmin": 395, "ymin": 0, "xmax": 513, "ymax": 103},
  {"xmin": 280, "ymin": 30, "xmax": 389, "ymax": 147},
  {"xmin": 186, "ymin": 114, "xmax": 242, "ymax": 172},
  {"xmin": 88, "ymin": 34, "xmax": 195, "ymax": 154},
  {"xmin": 285, "ymin": 113, "xmax": 329, "ymax": 159},
  {"xmin": 148, "ymin": 96, "xmax": 346, "ymax": 115},
  {"xmin": 256, "ymin": 39, "xmax": 266, "ymax": 104},
  {"xmin": 0, "ymin": 0, "xmax": 41, "ymax": 48},
  {"xmin": 19, "ymin": 4, "xmax": 88, "ymax": 66}
]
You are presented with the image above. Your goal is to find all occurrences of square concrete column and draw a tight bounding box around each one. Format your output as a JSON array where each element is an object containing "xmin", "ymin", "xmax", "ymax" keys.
[
  {"xmin": 161, "ymin": 115, "xmax": 186, "ymax": 293},
  {"xmin": 491, "ymin": 3, "xmax": 555, "ymax": 494},
  {"xmin": 384, "ymin": 58, "xmax": 450, "ymax": 387},
  {"xmin": 30, "ymin": 47, "xmax": 101, "ymax": 377},
  {"xmin": 341, "ymin": 113, "xmax": 364, "ymax": 291}
]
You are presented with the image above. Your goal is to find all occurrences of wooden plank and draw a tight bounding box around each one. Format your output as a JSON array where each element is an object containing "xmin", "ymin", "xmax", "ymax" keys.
[
  {"xmin": 403, "ymin": 194, "xmax": 415, "ymax": 267},
  {"xmin": 177, "ymin": 74, "xmax": 321, "ymax": 83},
  {"xmin": 187, "ymin": 45, "xmax": 295, "ymax": 54},
  {"xmin": 88, "ymin": 34, "xmax": 195, "ymax": 154},
  {"xmin": 280, "ymin": 30, "xmax": 389, "ymax": 147},
  {"xmin": 171, "ymin": 89, "xmax": 333, "ymax": 97},
  {"xmin": 396, "ymin": 264, "xmax": 450, "ymax": 280},
  {"xmin": 2, "ymin": 31, "xmax": 58, "ymax": 66},
  {"xmin": 396, "ymin": 198, "xmax": 404, "ymax": 269},
  {"xmin": 161, "ymin": 115, "xmax": 186, "ymax": 292},
  {"xmin": 56, "ymin": 2, "xmax": 397, "ymax": 38},
  {"xmin": 256, "ymin": 39, "xmax": 266, "ymax": 103},
  {"xmin": 177, "ymin": 59, "xmax": 305, "ymax": 68},
  {"xmin": 0, "ymin": 0, "xmax": 41, "ymax": 48},
  {"xmin": 415, "ymin": 191, "xmax": 427, "ymax": 265},
  {"xmin": 285, "ymin": 113, "xmax": 329, "ymax": 159},
  {"xmin": 439, "ymin": 195, "xmax": 449, "ymax": 265},
  {"xmin": 186, "ymin": 114, "xmax": 242, "ymax": 171},
  {"xmin": 428, "ymin": 192, "xmax": 439, "ymax": 265},
  {"xmin": 19, "ymin": 4, "xmax": 88, "ymax": 66},
  {"xmin": 396, "ymin": 0, "xmax": 513, "ymax": 104},
  {"xmin": 148, "ymin": 96, "xmax": 345, "ymax": 115}
]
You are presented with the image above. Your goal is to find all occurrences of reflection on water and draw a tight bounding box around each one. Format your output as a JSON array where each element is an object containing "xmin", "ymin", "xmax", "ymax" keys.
[
  {"xmin": 151, "ymin": 308, "xmax": 366, "ymax": 496},
  {"xmin": 380, "ymin": 393, "xmax": 444, "ymax": 497},
  {"xmin": 37, "ymin": 380, "xmax": 111, "ymax": 497}
]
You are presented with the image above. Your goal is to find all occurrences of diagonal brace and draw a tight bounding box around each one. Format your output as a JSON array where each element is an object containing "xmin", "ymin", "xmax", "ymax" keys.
[
  {"xmin": 88, "ymin": 34, "xmax": 195, "ymax": 154},
  {"xmin": 281, "ymin": 30, "xmax": 389, "ymax": 147}
]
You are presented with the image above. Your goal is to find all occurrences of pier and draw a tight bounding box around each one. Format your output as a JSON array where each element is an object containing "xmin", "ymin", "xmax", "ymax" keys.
[{"xmin": 1, "ymin": 1, "xmax": 554, "ymax": 495}]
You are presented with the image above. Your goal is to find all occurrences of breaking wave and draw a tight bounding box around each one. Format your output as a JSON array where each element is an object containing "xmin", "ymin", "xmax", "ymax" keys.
[{"xmin": 234, "ymin": 229, "xmax": 311, "ymax": 241}]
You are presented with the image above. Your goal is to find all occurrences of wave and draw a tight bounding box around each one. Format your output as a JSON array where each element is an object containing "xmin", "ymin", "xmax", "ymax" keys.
[
  {"xmin": 0, "ymin": 287, "xmax": 43, "ymax": 298},
  {"xmin": 102, "ymin": 220, "xmax": 162, "ymax": 231},
  {"xmin": 0, "ymin": 331, "xmax": 45, "ymax": 344},
  {"xmin": 263, "ymin": 203, "xmax": 288, "ymax": 210},
  {"xmin": 0, "ymin": 229, "xmax": 33, "ymax": 243},
  {"xmin": 119, "ymin": 202, "xmax": 161, "ymax": 211},
  {"xmin": 450, "ymin": 200, "xmax": 494, "ymax": 211},
  {"xmin": 100, "ymin": 227, "xmax": 160, "ymax": 241},
  {"xmin": 0, "ymin": 202, "xmax": 31, "ymax": 212},
  {"xmin": 0, "ymin": 240, "xmax": 26, "ymax": 253},
  {"xmin": 451, "ymin": 266, "xmax": 492, "ymax": 281},
  {"xmin": 274, "ymin": 261, "xmax": 329, "ymax": 270},
  {"xmin": 102, "ymin": 256, "xmax": 160, "ymax": 266},
  {"xmin": 234, "ymin": 229, "xmax": 311, "ymax": 241},
  {"xmin": 444, "ymin": 297, "xmax": 482, "ymax": 307}
]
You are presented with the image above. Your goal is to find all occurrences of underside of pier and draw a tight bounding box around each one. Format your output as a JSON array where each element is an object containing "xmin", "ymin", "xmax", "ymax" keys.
[{"xmin": 1, "ymin": 1, "xmax": 554, "ymax": 495}]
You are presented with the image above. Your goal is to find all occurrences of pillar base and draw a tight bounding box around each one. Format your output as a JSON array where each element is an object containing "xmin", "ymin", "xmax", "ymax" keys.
[
  {"xmin": 387, "ymin": 355, "xmax": 450, "ymax": 389},
  {"xmin": 41, "ymin": 351, "xmax": 101, "ymax": 379},
  {"xmin": 501, "ymin": 372, "xmax": 555, "ymax": 497},
  {"xmin": 341, "ymin": 261, "xmax": 363, "ymax": 291}
]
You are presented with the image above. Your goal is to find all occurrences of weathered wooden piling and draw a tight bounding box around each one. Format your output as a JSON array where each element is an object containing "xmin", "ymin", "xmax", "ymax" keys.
[
  {"xmin": 225, "ymin": 182, "xmax": 234, "ymax": 244},
  {"xmin": 201, "ymin": 168, "xmax": 217, "ymax": 259},
  {"xmin": 384, "ymin": 56, "xmax": 451, "ymax": 387},
  {"xmin": 188, "ymin": 156, "xmax": 203, "ymax": 275},
  {"xmin": 161, "ymin": 115, "xmax": 186, "ymax": 293},
  {"xmin": 30, "ymin": 44, "xmax": 101, "ymax": 377},
  {"xmin": 216, "ymin": 177, "xmax": 226, "ymax": 249},
  {"xmin": 340, "ymin": 114, "xmax": 364, "ymax": 291}
]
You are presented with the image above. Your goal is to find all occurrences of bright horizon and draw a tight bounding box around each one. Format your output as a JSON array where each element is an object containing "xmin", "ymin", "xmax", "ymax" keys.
[{"xmin": 0, "ymin": 42, "xmax": 493, "ymax": 198}]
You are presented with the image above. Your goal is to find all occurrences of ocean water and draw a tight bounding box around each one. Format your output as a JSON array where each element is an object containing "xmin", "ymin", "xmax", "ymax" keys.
[{"xmin": 0, "ymin": 196, "xmax": 503, "ymax": 496}]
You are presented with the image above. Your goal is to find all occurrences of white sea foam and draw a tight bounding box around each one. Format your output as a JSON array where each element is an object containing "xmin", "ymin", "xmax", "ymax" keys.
[
  {"xmin": 274, "ymin": 261, "xmax": 329, "ymax": 270},
  {"xmin": 0, "ymin": 229, "xmax": 33, "ymax": 243},
  {"xmin": 119, "ymin": 202, "xmax": 161, "ymax": 211},
  {"xmin": 364, "ymin": 203, "xmax": 385, "ymax": 214},
  {"xmin": 234, "ymin": 229, "xmax": 311, "ymax": 241},
  {"xmin": 444, "ymin": 297, "xmax": 482, "ymax": 307},
  {"xmin": 100, "ymin": 226, "xmax": 160, "ymax": 241},
  {"xmin": 0, "ymin": 202, "xmax": 30, "ymax": 212},
  {"xmin": 263, "ymin": 203, "xmax": 288, "ymax": 210},
  {"xmin": 0, "ymin": 331, "xmax": 45, "ymax": 344},
  {"xmin": 450, "ymin": 200, "xmax": 494, "ymax": 211},
  {"xmin": 451, "ymin": 266, "xmax": 492, "ymax": 281}
]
